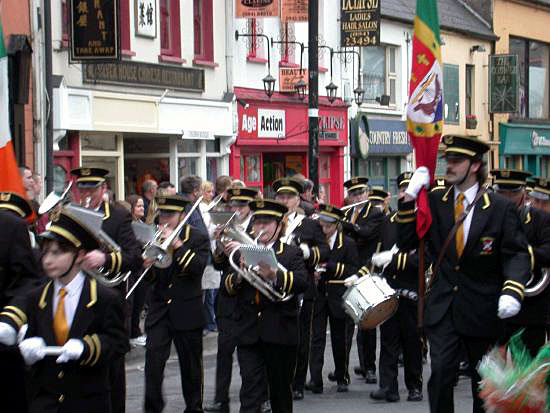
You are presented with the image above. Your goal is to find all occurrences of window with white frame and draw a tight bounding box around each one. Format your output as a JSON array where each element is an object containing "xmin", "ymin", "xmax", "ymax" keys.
[{"xmin": 362, "ymin": 45, "xmax": 398, "ymax": 106}]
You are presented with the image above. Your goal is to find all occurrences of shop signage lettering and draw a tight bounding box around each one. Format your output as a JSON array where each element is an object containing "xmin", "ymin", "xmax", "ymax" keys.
[
  {"xmin": 83, "ymin": 61, "xmax": 205, "ymax": 92},
  {"xmin": 281, "ymin": 0, "xmax": 308, "ymax": 22},
  {"xmin": 242, "ymin": 114, "xmax": 257, "ymax": 133},
  {"xmin": 135, "ymin": 0, "xmax": 157, "ymax": 38},
  {"xmin": 69, "ymin": 0, "xmax": 119, "ymax": 62},
  {"xmin": 340, "ymin": 0, "xmax": 380, "ymax": 47},
  {"xmin": 258, "ymin": 109, "xmax": 285, "ymax": 138},
  {"xmin": 319, "ymin": 115, "xmax": 345, "ymax": 131},
  {"xmin": 236, "ymin": 0, "xmax": 280, "ymax": 18},
  {"xmin": 532, "ymin": 130, "xmax": 550, "ymax": 148},
  {"xmin": 369, "ymin": 130, "xmax": 409, "ymax": 146},
  {"xmin": 353, "ymin": 115, "xmax": 411, "ymax": 158},
  {"xmin": 279, "ymin": 68, "xmax": 308, "ymax": 93},
  {"xmin": 489, "ymin": 54, "xmax": 518, "ymax": 113}
]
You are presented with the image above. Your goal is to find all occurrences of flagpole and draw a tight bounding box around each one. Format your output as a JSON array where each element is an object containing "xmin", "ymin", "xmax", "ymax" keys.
[{"xmin": 44, "ymin": 0, "xmax": 54, "ymax": 193}]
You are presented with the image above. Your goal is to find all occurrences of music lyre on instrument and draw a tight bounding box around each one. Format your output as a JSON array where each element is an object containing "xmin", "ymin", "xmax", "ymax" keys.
[{"xmin": 39, "ymin": 181, "xmax": 73, "ymax": 215}]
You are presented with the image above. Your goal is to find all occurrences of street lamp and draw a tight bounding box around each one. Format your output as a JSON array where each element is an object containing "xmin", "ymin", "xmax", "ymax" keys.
[
  {"xmin": 271, "ymin": 38, "xmax": 307, "ymax": 100},
  {"xmin": 326, "ymin": 82, "xmax": 338, "ymax": 103},
  {"xmin": 235, "ymin": 30, "xmax": 275, "ymax": 98},
  {"xmin": 294, "ymin": 79, "xmax": 307, "ymax": 100}
]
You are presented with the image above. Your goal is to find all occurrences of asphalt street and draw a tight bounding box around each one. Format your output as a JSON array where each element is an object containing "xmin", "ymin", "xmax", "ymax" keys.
[{"xmin": 125, "ymin": 328, "xmax": 474, "ymax": 412}]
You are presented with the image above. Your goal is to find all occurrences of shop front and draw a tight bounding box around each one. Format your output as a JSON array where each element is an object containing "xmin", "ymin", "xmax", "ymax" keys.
[
  {"xmin": 351, "ymin": 114, "xmax": 412, "ymax": 199},
  {"xmin": 499, "ymin": 123, "xmax": 550, "ymax": 177},
  {"xmin": 230, "ymin": 88, "xmax": 348, "ymax": 205}
]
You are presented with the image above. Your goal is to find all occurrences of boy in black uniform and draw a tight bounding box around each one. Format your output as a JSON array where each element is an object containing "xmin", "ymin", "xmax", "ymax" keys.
[
  {"xmin": 143, "ymin": 195, "xmax": 210, "ymax": 413},
  {"xmin": 270, "ymin": 178, "xmax": 329, "ymax": 399},
  {"xmin": 16, "ymin": 209, "xmax": 128, "ymax": 413},
  {"xmin": 0, "ymin": 192, "xmax": 42, "ymax": 413},
  {"xmin": 400, "ymin": 135, "xmax": 531, "ymax": 413},
  {"xmin": 342, "ymin": 177, "xmax": 384, "ymax": 383},
  {"xmin": 308, "ymin": 204, "xmax": 359, "ymax": 394},
  {"xmin": 492, "ymin": 169, "xmax": 550, "ymax": 356},
  {"xmin": 71, "ymin": 167, "xmax": 142, "ymax": 413},
  {"xmin": 368, "ymin": 174, "xmax": 424, "ymax": 403},
  {"xmin": 223, "ymin": 199, "xmax": 308, "ymax": 413}
]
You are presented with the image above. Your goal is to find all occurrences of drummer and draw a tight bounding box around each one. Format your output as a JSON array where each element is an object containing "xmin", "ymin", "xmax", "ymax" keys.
[{"xmin": 17, "ymin": 208, "xmax": 128, "ymax": 411}]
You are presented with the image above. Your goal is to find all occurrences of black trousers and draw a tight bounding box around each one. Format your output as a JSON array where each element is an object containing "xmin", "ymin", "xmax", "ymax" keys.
[
  {"xmin": 357, "ymin": 327, "xmax": 377, "ymax": 372},
  {"xmin": 379, "ymin": 299, "xmax": 423, "ymax": 394},
  {"xmin": 1, "ymin": 348, "xmax": 28, "ymax": 413},
  {"xmin": 214, "ymin": 317, "xmax": 238, "ymax": 404},
  {"xmin": 503, "ymin": 323, "xmax": 547, "ymax": 358},
  {"xmin": 108, "ymin": 355, "xmax": 126, "ymax": 413},
  {"xmin": 292, "ymin": 299, "xmax": 314, "ymax": 391},
  {"xmin": 426, "ymin": 309, "xmax": 495, "ymax": 413},
  {"xmin": 238, "ymin": 341, "xmax": 295, "ymax": 413},
  {"xmin": 309, "ymin": 295, "xmax": 349, "ymax": 385},
  {"xmin": 144, "ymin": 318, "xmax": 203, "ymax": 413}
]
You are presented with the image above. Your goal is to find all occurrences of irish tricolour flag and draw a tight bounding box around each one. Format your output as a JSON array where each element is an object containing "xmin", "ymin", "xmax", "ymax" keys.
[
  {"xmin": 407, "ymin": 0, "xmax": 444, "ymax": 238},
  {"xmin": 0, "ymin": 20, "xmax": 27, "ymax": 198}
]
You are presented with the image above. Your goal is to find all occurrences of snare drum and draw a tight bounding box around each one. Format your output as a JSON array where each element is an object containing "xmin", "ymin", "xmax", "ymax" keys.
[{"xmin": 342, "ymin": 274, "xmax": 398, "ymax": 329}]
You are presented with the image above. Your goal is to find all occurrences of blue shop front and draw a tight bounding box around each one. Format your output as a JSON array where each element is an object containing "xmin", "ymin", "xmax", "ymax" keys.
[
  {"xmin": 351, "ymin": 114, "xmax": 413, "ymax": 199},
  {"xmin": 499, "ymin": 123, "xmax": 550, "ymax": 176}
]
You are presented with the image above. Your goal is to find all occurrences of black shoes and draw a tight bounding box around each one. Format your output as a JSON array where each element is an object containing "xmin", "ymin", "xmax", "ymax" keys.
[
  {"xmin": 292, "ymin": 390, "xmax": 304, "ymax": 400},
  {"xmin": 336, "ymin": 382, "xmax": 348, "ymax": 393},
  {"xmin": 365, "ymin": 369, "xmax": 377, "ymax": 384},
  {"xmin": 354, "ymin": 366, "xmax": 366, "ymax": 377},
  {"xmin": 328, "ymin": 371, "xmax": 337, "ymax": 382},
  {"xmin": 260, "ymin": 400, "xmax": 271, "ymax": 413},
  {"xmin": 204, "ymin": 401, "xmax": 229, "ymax": 412},
  {"xmin": 328, "ymin": 371, "xmax": 350, "ymax": 385},
  {"xmin": 407, "ymin": 389, "xmax": 423, "ymax": 401},
  {"xmin": 370, "ymin": 388, "xmax": 399, "ymax": 402},
  {"xmin": 304, "ymin": 380, "xmax": 323, "ymax": 394}
]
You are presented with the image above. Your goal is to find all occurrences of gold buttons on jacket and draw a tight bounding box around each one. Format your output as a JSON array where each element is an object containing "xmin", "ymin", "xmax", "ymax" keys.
[
  {"xmin": 454, "ymin": 265, "xmax": 460, "ymax": 271},
  {"xmin": 58, "ymin": 394, "xmax": 65, "ymax": 403},
  {"xmin": 257, "ymin": 312, "xmax": 262, "ymax": 318},
  {"xmin": 167, "ymin": 299, "xmax": 172, "ymax": 304},
  {"xmin": 168, "ymin": 283, "xmax": 173, "ymax": 289},
  {"xmin": 57, "ymin": 371, "xmax": 64, "ymax": 379},
  {"xmin": 453, "ymin": 286, "xmax": 459, "ymax": 292}
]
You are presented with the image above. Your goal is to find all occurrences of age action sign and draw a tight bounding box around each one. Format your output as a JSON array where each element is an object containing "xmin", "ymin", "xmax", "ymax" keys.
[{"xmin": 241, "ymin": 109, "xmax": 286, "ymax": 138}]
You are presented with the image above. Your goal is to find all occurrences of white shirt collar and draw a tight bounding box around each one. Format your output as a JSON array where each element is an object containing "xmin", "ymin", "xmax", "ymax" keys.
[
  {"xmin": 54, "ymin": 271, "xmax": 86, "ymax": 298},
  {"xmin": 454, "ymin": 182, "xmax": 479, "ymax": 205},
  {"xmin": 328, "ymin": 231, "xmax": 338, "ymax": 249}
]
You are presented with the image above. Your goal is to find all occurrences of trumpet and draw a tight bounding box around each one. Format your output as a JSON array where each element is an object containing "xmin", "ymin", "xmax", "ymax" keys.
[
  {"xmin": 525, "ymin": 268, "xmax": 550, "ymax": 297},
  {"xmin": 126, "ymin": 196, "xmax": 203, "ymax": 299},
  {"xmin": 341, "ymin": 199, "xmax": 370, "ymax": 211},
  {"xmin": 205, "ymin": 194, "xmax": 224, "ymax": 212}
]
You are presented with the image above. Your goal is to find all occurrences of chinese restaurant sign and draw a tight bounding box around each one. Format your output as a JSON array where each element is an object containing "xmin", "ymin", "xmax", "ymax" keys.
[
  {"xmin": 69, "ymin": 0, "xmax": 120, "ymax": 62},
  {"xmin": 279, "ymin": 68, "xmax": 308, "ymax": 93},
  {"xmin": 340, "ymin": 0, "xmax": 380, "ymax": 47},
  {"xmin": 236, "ymin": 0, "xmax": 280, "ymax": 18},
  {"xmin": 135, "ymin": 0, "xmax": 157, "ymax": 38},
  {"xmin": 281, "ymin": 0, "xmax": 308, "ymax": 22},
  {"xmin": 489, "ymin": 54, "xmax": 519, "ymax": 113},
  {"xmin": 83, "ymin": 61, "xmax": 205, "ymax": 92}
]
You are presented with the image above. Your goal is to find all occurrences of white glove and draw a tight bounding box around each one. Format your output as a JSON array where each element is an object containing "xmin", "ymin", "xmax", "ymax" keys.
[
  {"xmin": 17, "ymin": 324, "xmax": 28, "ymax": 344},
  {"xmin": 371, "ymin": 250, "xmax": 395, "ymax": 269},
  {"xmin": 405, "ymin": 166, "xmax": 430, "ymax": 199},
  {"xmin": 19, "ymin": 337, "xmax": 46, "ymax": 365},
  {"xmin": 299, "ymin": 243, "xmax": 311, "ymax": 260},
  {"xmin": 0, "ymin": 322, "xmax": 17, "ymax": 346},
  {"xmin": 344, "ymin": 274, "xmax": 359, "ymax": 287},
  {"xmin": 56, "ymin": 339, "xmax": 84, "ymax": 364},
  {"xmin": 497, "ymin": 295, "xmax": 521, "ymax": 319}
]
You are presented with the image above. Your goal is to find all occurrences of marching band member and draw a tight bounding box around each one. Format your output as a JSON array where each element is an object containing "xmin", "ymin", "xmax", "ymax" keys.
[
  {"xmin": 71, "ymin": 167, "xmax": 141, "ymax": 413},
  {"xmin": 17, "ymin": 209, "xmax": 128, "ymax": 412},
  {"xmin": 400, "ymin": 135, "xmax": 530, "ymax": 413},
  {"xmin": 492, "ymin": 169, "xmax": 550, "ymax": 356},
  {"xmin": 143, "ymin": 195, "xmax": 211, "ymax": 413},
  {"xmin": 529, "ymin": 176, "xmax": 550, "ymax": 213},
  {"xmin": 342, "ymin": 177, "xmax": 384, "ymax": 384},
  {"xmin": 308, "ymin": 205, "xmax": 359, "ymax": 395},
  {"xmin": 368, "ymin": 174, "xmax": 424, "ymax": 403},
  {"xmin": 271, "ymin": 178, "xmax": 329, "ymax": 399},
  {"xmin": 205, "ymin": 187, "xmax": 267, "ymax": 413},
  {"xmin": 0, "ymin": 192, "xmax": 42, "ymax": 412},
  {"xmin": 223, "ymin": 199, "xmax": 307, "ymax": 413}
]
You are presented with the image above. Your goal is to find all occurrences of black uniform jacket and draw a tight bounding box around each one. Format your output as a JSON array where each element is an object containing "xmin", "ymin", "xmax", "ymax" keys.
[
  {"xmin": 23, "ymin": 277, "xmax": 128, "ymax": 413},
  {"xmin": 317, "ymin": 230, "xmax": 359, "ymax": 319},
  {"xmin": 222, "ymin": 240, "xmax": 308, "ymax": 346},
  {"xmin": 146, "ymin": 224, "xmax": 210, "ymax": 331},
  {"xmin": 98, "ymin": 201, "xmax": 142, "ymax": 279},
  {"xmin": 288, "ymin": 214, "xmax": 330, "ymax": 300},
  {"xmin": 509, "ymin": 206, "xmax": 550, "ymax": 326},
  {"xmin": 343, "ymin": 202, "xmax": 385, "ymax": 265},
  {"xmin": 379, "ymin": 211, "xmax": 424, "ymax": 292},
  {"xmin": 397, "ymin": 186, "xmax": 530, "ymax": 338},
  {"xmin": 0, "ymin": 210, "xmax": 42, "ymax": 332}
]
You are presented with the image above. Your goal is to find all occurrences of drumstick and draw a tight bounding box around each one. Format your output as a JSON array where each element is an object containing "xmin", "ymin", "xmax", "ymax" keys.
[
  {"xmin": 43, "ymin": 346, "xmax": 63, "ymax": 356},
  {"xmin": 328, "ymin": 280, "xmax": 346, "ymax": 284},
  {"xmin": 370, "ymin": 242, "xmax": 382, "ymax": 273}
]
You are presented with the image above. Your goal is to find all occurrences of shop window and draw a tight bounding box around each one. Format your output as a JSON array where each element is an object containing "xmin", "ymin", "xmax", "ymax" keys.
[
  {"xmin": 206, "ymin": 158, "xmax": 219, "ymax": 182},
  {"xmin": 465, "ymin": 64, "xmax": 474, "ymax": 116},
  {"xmin": 177, "ymin": 139, "xmax": 200, "ymax": 153},
  {"xmin": 247, "ymin": 18, "xmax": 266, "ymax": 61},
  {"xmin": 510, "ymin": 37, "xmax": 550, "ymax": 119},
  {"xmin": 246, "ymin": 155, "xmax": 261, "ymax": 184},
  {"xmin": 362, "ymin": 45, "xmax": 398, "ymax": 105},
  {"xmin": 61, "ymin": 1, "xmax": 68, "ymax": 46},
  {"xmin": 179, "ymin": 158, "xmax": 198, "ymax": 177},
  {"xmin": 319, "ymin": 155, "xmax": 330, "ymax": 179},
  {"xmin": 81, "ymin": 134, "xmax": 117, "ymax": 151},
  {"xmin": 205, "ymin": 138, "xmax": 220, "ymax": 153},
  {"xmin": 159, "ymin": 0, "xmax": 183, "ymax": 63},
  {"xmin": 279, "ymin": 22, "xmax": 296, "ymax": 66},
  {"xmin": 443, "ymin": 64, "xmax": 460, "ymax": 124},
  {"xmin": 193, "ymin": 0, "xmax": 215, "ymax": 65}
]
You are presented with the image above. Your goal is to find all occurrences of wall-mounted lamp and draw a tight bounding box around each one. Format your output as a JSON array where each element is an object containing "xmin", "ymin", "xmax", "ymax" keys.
[
  {"xmin": 235, "ymin": 30, "xmax": 275, "ymax": 98},
  {"xmin": 237, "ymin": 98, "xmax": 249, "ymax": 109},
  {"xmin": 470, "ymin": 44, "xmax": 486, "ymax": 54}
]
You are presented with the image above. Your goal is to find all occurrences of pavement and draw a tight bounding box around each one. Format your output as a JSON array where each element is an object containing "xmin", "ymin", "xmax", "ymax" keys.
[{"xmin": 125, "ymin": 328, "xmax": 474, "ymax": 412}]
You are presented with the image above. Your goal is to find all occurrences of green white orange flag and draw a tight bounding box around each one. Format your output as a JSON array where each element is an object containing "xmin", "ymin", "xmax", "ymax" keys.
[
  {"xmin": 407, "ymin": 0, "xmax": 444, "ymax": 238},
  {"xmin": 0, "ymin": 20, "xmax": 27, "ymax": 198}
]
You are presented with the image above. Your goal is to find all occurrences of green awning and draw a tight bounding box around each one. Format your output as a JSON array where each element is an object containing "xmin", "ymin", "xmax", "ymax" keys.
[{"xmin": 499, "ymin": 123, "xmax": 550, "ymax": 155}]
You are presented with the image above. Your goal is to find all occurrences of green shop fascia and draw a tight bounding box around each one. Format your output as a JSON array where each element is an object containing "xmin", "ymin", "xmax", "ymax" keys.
[{"xmin": 499, "ymin": 123, "xmax": 550, "ymax": 176}]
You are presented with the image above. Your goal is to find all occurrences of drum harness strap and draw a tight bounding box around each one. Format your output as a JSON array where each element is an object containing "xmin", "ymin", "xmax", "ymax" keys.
[{"xmin": 428, "ymin": 187, "xmax": 487, "ymax": 291}]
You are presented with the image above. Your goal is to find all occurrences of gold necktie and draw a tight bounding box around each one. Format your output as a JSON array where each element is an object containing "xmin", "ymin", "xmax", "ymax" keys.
[
  {"xmin": 351, "ymin": 207, "xmax": 359, "ymax": 224},
  {"xmin": 54, "ymin": 288, "xmax": 69, "ymax": 345},
  {"xmin": 455, "ymin": 193, "xmax": 465, "ymax": 258}
]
